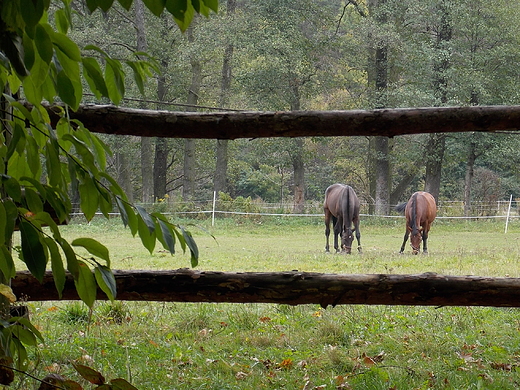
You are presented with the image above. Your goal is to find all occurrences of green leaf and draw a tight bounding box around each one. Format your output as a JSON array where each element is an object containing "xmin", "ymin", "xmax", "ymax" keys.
[
  {"xmin": 97, "ymin": 0, "xmax": 116, "ymax": 12},
  {"xmin": 19, "ymin": 220, "xmax": 47, "ymax": 282},
  {"xmin": 105, "ymin": 58, "xmax": 125, "ymax": 105},
  {"xmin": 23, "ymin": 187, "xmax": 44, "ymax": 213},
  {"xmin": 6, "ymin": 122, "xmax": 26, "ymax": 160},
  {"xmin": 45, "ymin": 139, "xmax": 63, "ymax": 188},
  {"xmin": 0, "ymin": 203, "xmax": 5, "ymax": 246},
  {"xmin": 25, "ymin": 135, "xmax": 41, "ymax": 178},
  {"xmin": 54, "ymin": 8, "xmax": 70, "ymax": 34},
  {"xmin": 72, "ymin": 238, "xmax": 110, "ymax": 265},
  {"xmin": 142, "ymin": 0, "xmax": 166, "ymax": 16},
  {"xmin": 20, "ymin": 0, "xmax": 44, "ymax": 30},
  {"xmin": 82, "ymin": 57, "xmax": 109, "ymax": 98},
  {"xmin": 115, "ymin": 197, "xmax": 138, "ymax": 236},
  {"xmin": 99, "ymin": 172, "xmax": 125, "ymax": 198},
  {"xmin": 52, "ymin": 32, "xmax": 81, "ymax": 61},
  {"xmin": 117, "ymin": 0, "xmax": 133, "ymax": 10},
  {"xmin": 72, "ymin": 362, "xmax": 106, "ymax": 385},
  {"xmin": 10, "ymin": 317, "xmax": 43, "ymax": 343},
  {"xmin": 126, "ymin": 61, "xmax": 145, "ymax": 95},
  {"xmin": 79, "ymin": 176, "xmax": 99, "ymax": 221},
  {"xmin": 44, "ymin": 237, "xmax": 66, "ymax": 298},
  {"xmin": 110, "ymin": 378, "xmax": 139, "ymax": 390},
  {"xmin": 182, "ymin": 227, "xmax": 199, "ymax": 267},
  {"xmin": 137, "ymin": 214, "xmax": 156, "ymax": 254},
  {"xmin": 135, "ymin": 205, "xmax": 155, "ymax": 234},
  {"xmin": 62, "ymin": 134, "xmax": 97, "ymax": 172},
  {"xmin": 3, "ymin": 176, "xmax": 21, "ymax": 202},
  {"xmin": 22, "ymin": 32, "xmax": 36, "ymax": 71},
  {"xmin": 165, "ymin": 0, "xmax": 187, "ymax": 21},
  {"xmin": 94, "ymin": 265, "xmax": 116, "ymax": 301},
  {"xmin": 56, "ymin": 70, "xmax": 79, "ymax": 109},
  {"xmin": 34, "ymin": 24, "xmax": 53, "ymax": 64},
  {"xmin": 58, "ymin": 238, "xmax": 79, "ymax": 280},
  {"xmin": 2, "ymin": 32, "xmax": 28, "ymax": 77},
  {"xmin": 9, "ymin": 324, "xmax": 37, "ymax": 346},
  {"xmin": 74, "ymin": 261, "xmax": 97, "ymax": 308},
  {"xmin": 155, "ymin": 218, "xmax": 176, "ymax": 254},
  {"xmin": 2, "ymin": 199, "xmax": 18, "ymax": 245},
  {"xmin": 0, "ymin": 246, "xmax": 16, "ymax": 279}
]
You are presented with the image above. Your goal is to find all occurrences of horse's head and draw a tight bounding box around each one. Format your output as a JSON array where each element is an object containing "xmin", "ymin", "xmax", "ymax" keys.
[
  {"xmin": 410, "ymin": 231, "xmax": 421, "ymax": 255},
  {"xmin": 341, "ymin": 228, "xmax": 355, "ymax": 254}
]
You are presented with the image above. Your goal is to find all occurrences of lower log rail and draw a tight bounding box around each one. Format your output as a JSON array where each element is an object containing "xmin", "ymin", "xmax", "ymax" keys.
[{"xmin": 11, "ymin": 269, "xmax": 520, "ymax": 308}]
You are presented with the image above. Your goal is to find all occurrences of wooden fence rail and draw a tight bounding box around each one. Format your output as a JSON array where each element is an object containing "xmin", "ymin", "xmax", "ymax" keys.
[{"xmin": 12, "ymin": 270, "xmax": 520, "ymax": 308}]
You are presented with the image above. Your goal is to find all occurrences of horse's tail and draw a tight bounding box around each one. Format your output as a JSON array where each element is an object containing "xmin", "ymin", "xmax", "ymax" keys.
[
  {"xmin": 345, "ymin": 186, "xmax": 351, "ymax": 227},
  {"xmin": 395, "ymin": 202, "xmax": 407, "ymax": 214}
]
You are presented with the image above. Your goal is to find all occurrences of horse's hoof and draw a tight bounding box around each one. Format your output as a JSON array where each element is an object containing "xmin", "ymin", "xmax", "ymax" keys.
[{"xmin": 357, "ymin": 246, "xmax": 362, "ymax": 254}]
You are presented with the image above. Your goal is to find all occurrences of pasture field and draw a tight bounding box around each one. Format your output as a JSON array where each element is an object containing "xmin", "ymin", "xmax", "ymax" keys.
[{"xmin": 14, "ymin": 216, "xmax": 520, "ymax": 389}]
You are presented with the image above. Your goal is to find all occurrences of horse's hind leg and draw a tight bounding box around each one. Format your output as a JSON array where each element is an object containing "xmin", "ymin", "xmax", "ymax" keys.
[
  {"xmin": 399, "ymin": 231, "xmax": 410, "ymax": 253},
  {"xmin": 325, "ymin": 211, "xmax": 332, "ymax": 252}
]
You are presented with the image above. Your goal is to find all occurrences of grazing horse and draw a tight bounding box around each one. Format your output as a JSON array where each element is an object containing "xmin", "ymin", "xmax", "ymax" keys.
[
  {"xmin": 324, "ymin": 184, "xmax": 362, "ymax": 254},
  {"xmin": 396, "ymin": 191, "xmax": 437, "ymax": 254}
]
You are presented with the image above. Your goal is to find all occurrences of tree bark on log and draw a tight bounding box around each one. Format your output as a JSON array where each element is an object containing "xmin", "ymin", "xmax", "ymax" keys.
[
  {"xmin": 42, "ymin": 104, "xmax": 520, "ymax": 140},
  {"xmin": 12, "ymin": 270, "xmax": 520, "ymax": 308}
]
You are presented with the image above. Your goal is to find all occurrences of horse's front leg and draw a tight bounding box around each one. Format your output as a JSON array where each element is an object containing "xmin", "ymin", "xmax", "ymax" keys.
[
  {"xmin": 354, "ymin": 219, "xmax": 362, "ymax": 253},
  {"xmin": 422, "ymin": 229, "xmax": 429, "ymax": 254},
  {"xmin": 399, "ymin": 231, "xmax": 410, "ymax": 253},
  {"xmin": 333, "ymin": 217, "xmax": 341, "ymax": 253}
]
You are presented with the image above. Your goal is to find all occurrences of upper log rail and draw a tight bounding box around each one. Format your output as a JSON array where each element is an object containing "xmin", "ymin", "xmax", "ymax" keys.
[{"xmin": 44, "ymin": 104, "xmax": 520, "ymax": 139}]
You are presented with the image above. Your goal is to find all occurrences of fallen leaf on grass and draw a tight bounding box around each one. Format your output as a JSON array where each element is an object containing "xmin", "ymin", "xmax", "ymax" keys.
[
  {"xmin": 490, "ymin": 362, "xmax": 515, "ymax": 371},
  {"xmin": 235, "ymin": 371, "xmax": 249, "ymax": 380}
]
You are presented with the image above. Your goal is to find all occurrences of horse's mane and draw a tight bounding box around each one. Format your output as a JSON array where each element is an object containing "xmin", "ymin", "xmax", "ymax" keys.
[{"xmin": 410, "ymin": 193, "xmax": 418, "ymax": 235}]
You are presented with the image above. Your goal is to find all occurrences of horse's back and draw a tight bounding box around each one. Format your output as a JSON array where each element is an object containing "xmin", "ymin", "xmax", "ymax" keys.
[
  {"xmin": 324, "ymin": 184, "xmax": 360, "ymax": 216},
  {"xmin": 414, "ymin": 191, "xmax": 437, "ymax": 222}
]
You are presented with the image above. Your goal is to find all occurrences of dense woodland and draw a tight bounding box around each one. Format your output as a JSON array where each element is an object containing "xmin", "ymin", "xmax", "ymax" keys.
[{"xmin": 67, "ymin": 0, "xmax": 520, "ymax": 215}]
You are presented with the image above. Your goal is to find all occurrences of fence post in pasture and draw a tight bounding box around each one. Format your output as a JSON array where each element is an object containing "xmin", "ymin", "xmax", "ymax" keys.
[
  {"xmin": 212, "ymin": 190, "xmax": 217, "ymax": 226},
  {"xmin": 505, "ymin": 194, "xmax": 513, "ymax": 234}
]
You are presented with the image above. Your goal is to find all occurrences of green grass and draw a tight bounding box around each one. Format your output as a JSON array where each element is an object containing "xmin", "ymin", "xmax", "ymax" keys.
[{"xmin": 12, "ymin": 216, "xmax": 520, "ymax": 389}]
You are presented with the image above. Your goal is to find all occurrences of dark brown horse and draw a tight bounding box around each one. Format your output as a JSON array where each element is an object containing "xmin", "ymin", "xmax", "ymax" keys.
[
  {"xmin": 324, "ymin": 184, "xmax": 362, "ymax": 254},
  {"xmin": 395, "ymin": 191, "xmax": 437, "ymax": 254}
]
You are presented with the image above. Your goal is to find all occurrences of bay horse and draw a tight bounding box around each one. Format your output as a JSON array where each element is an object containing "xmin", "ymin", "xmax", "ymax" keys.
[
  {"xmin": 324, "ymin": 184, "xmax": 362, "ymax": 254},
  {"xmin": 395, "ymin": 191, "xmax": 437, "ymax": 254}
]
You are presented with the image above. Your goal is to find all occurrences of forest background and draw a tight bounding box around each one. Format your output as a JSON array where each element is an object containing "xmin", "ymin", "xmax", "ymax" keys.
[{"xmin": 69, "ymin": 0, "xmax": 520, "ymax": 216}]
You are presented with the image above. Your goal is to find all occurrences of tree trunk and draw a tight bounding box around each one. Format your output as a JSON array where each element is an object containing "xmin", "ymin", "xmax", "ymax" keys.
[
  {"xmin": 134, "ymin": 0, "xmax": 153, "ymax": 203},
  {"xmin": 182, "ymin": 139, "xmax": 196, "ymax": 200},
  {"xmin": 425, "ymin": 0, "xmax": 452, "ymax": 202},
  {"xmin": 214, "ymin": 139, "xmax": 228, "ymax": 195},
  {"xmin": 183, "ymin": 25, "xmax": 201, "ymax": 201},
  {"xmin": 214, "ymin": 0, "xmax": 236, "ymax": 195},
  {"xmin": 292, "ymin": 138, "xmax": 305, "ymax": 213},
  {"xmin": 153, "ymin": 138, "xmax": 168, "ymax": 200},
  {"xmin": 153, "ymin": 60, "xmax": 168, "ymax": 201},
  {"xmin": 463, "ymin": 141, "xmax": 477, "ymax": 217},
  {"xmin": 423, "ymin": 133, "xmax": 446, "ymax": 203},
  {"xmin": 368, "ymin": 0, "xmax": 390, "ymax": 215},
  {"xmin": 13, "ymin": 270, "xmax": 520, "ymax": 308},
  {"xmin": 374, "ymin": 136, "xmax": 390, "ymax": 215},
  {"xmin": 114, "ymin": 137, "xmax": 134, "ymax": 203},
  {"xmin": 141, "ymin": 138, "xmax": 153, "ymax": 203}
]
